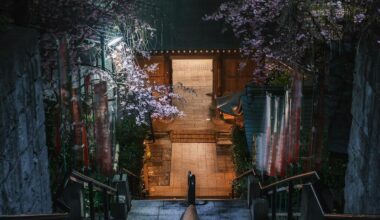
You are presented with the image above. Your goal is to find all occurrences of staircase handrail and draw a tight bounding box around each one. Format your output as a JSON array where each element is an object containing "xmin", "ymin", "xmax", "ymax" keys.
[
  {"xmin": 231, "ymin": 169, "xmax": 380, "ymax": 219},
  {"xmin": 307, "ymin": 183, "xmax": 380, "ymax": 219},
  {"xmin": 122, "ymin": 168, "xmax": 139, "ymax": 179},
  {"xmin": 0, "ymin": 213, "xmax": 68, "ymax": 220},
  {"xmin": 260, "ymin": 171, "xmax": 319, "ymax": 191},
  {"xmin": 54, "ymin": 170, "xmax": 116, "ymax": 220},
  {"xmin": 70, "ymin": 170, "xmax": 117, "ymax": 194},
  {"xmin": 187, "ymin": 171, "xmax": 196, "ymax": 205},
  {"xmin": 181, "ymin": 205, "xmax": 199, "ymax": 220},
  {"xmin": 232, "ymin": 169, "xmax": 257, "ymax": 183}
]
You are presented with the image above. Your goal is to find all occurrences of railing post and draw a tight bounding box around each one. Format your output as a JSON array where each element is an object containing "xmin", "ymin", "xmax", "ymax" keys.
[
  {"xmin": 89, "ymin": 182, "xmax": 95, "ymax": 220},
  {"xmin": 272, "ymin": 186, "xmax": 276, "ymax": 220},
  {"xmin": 231, "ymin": 182, "xmax": 235, "ymax": 198},
  {"xmin": 103, "ymin": 189, "xmax": 110, "ymax": 220},
  {"xmin": 187, "ymin": 171, "xmax": 196, "ymax": 205},
  {"xmin": 288, "ymin": 181, "xmax": 293, "ymax": 220}
]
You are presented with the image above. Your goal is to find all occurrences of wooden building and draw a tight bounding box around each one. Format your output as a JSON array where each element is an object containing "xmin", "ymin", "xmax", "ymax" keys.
[{"xmin": 138, "ymin": 50, "xmax": 255, "ymax": 97}]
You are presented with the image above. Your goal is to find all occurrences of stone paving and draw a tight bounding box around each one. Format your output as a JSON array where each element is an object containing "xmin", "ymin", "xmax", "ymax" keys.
[
  {"xmin": 148, "ymin": 142, "xmax": 235, "ymax": 198},
  {"xmin": 146, "ymin": 138, "xmax": 172, "ymax": 187}
]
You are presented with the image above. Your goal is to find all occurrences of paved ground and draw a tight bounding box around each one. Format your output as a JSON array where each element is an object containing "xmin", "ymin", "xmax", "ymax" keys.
[
  {"xmin": 146, "ymin": 138, "xmax": 172, "ymax": 187},
  {"xmin": 148, "ymin": 142, "xmax": 235, "ymax": 198},
  {"xmin": 154, "ymin": 59, "xmax": 216, "ymax": 131}
]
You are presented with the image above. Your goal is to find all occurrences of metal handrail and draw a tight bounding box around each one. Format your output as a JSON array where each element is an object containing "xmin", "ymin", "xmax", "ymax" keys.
[
  {"xmin": 187, "ymin": 171, "xmax": 196, "ymax": 205},
  {"xmin": 232, "ymin": 169, "xmax": 257, "ymax": 182},
  {"xmin": 54, "ymin": 170, "xmax": 116, "ymax": 220},
  {"xmin": 260, "ymin": 171, "xmax": 319, "ymax": 191},
  {"xmin": 307, "ymin": 183, "xmax": 380, "ymax": 219},
  {"xmin": 231, "ymin": 169, "xmax": 380, "ymax": 219},
  {"xmin": 231, "ymin": 169, "xmax": 256, "ymax": 198},
  {"xmin": 0, "ymin": 173, "xmax": 119, "ymax": 220},
  {"xmin": 122, "ymin": 168, "xmax": 139, "ymax": 179},
  {"xmin": 70, "ymin": 170, "xmax": 116, "ymax": 194},
  {"xmin": 181, "ymin": 205, "xmax": 199, "ymax": 220},
  {"xmin": 324, "ymin": 214, "xmax": 380, "ymax": 219},
  {"xmin": 0, "ymin": 213, "xmax": 69, "ymax": 220}
]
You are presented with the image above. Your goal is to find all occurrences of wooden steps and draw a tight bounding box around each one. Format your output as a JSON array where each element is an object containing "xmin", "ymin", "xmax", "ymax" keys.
[{"xmin": 170, "ymin": 130, "xmax": 216, "ymax": 143}]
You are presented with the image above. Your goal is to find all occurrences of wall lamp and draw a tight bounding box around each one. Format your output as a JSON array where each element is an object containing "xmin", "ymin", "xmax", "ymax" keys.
[{"xmin": 107, "ymin": 36, "xmax": 123, "ymax": 47}]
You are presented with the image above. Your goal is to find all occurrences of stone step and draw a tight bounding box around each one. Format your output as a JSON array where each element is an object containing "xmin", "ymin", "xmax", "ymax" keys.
[
  {"xmin": 216, "ymin": 132, "xmax": 232, "ymax": 138},
  {"xmin": 154, "ymin": 132, "xmax": 170, "ymax": 139},
  {"xmin": 127, "ymin": 199, "xmax": 251, "ymax": 220},
  {"xmin": 172, "ymin": 130, "xmax": 215, "ymax": 135},
  {"xmin": 216, "ymin": 140, "xmax": 233, "ymax": 146}
]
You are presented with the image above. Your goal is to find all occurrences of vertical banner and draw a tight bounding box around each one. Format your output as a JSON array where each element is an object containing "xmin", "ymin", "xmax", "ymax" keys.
[
  {"xmin": 264, "ymin": 94, "xmax": 272, "ymax": 175},
  {"xmin": 71, "ymin": 71, "xmax": 82, "ymax": 165},
  {"xmin": 293, "ymin": 73, "xmax": 302, "ymax": 164},
  {"xmin": 82, "ymin": 126, "xmax": 89, "ymax": 170},
  {"xmin": 55, "ymin": 112, "xmax": 61, "ymax": 154},
  {"xmin": 94, "ymin": 82, "xmax": 113, "ymax": 176}
]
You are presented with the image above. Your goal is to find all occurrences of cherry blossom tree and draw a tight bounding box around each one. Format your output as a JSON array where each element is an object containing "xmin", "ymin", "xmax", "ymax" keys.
[
  {"xmin": 206, "ymin": 0, "xmax": 380, "ymax": 177},
  {"xmin": 206, "ymin": 0, "xmax": 380, "ymax": 83},
  {"xmin": 26, "ymin": 0, "xmax": 183, "ymax": 124},
  {"xmin": 109, "ymin": 42, "xmax": 183, "ymax": 125}
]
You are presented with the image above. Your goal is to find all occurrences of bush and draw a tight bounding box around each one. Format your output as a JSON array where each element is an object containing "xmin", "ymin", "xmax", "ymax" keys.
[
  {"xmin": 232, "ymin": 126, "xmax": 252, "ymax": 174},
  {"xmin": 116, "ymin": 116, "xmax": 148, "ymax": 194},
  {"xmin": 231, "ymin": 126, "xmax": 252, "ymax": 197}
]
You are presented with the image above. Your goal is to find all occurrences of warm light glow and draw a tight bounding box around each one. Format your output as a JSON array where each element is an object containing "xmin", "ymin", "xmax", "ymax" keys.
[{"xmin": 107, "ymin": 37, "xmax": 123, "ymax": 46}]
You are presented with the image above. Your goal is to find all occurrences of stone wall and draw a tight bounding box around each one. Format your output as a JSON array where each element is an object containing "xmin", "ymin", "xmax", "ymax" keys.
[
  {"xmin": 344, "ymin": 30, "xmax": 380, "ymax": 214},
  {"xmin": 0, "ymin": 27, "xmax": 52, "ymax": 214}
]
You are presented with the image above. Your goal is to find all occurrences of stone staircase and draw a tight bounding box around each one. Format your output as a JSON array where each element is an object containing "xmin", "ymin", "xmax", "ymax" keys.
[
  {"xmin": 127, "ymin": 199, "xmax": 251, "ymax": 220},
  {"xmin": 170, "ymin": 130, "xmax": 216, "ymax": 143},
  {"xmin": 216, "ymin": 132, "xmax": 232, "ymax": 147}
]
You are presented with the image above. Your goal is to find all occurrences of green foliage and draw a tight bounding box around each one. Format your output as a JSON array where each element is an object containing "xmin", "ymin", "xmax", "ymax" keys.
[
  {"xmin": 44, "ymin": 99, "xmax": 73, "ymax": 192},
  {"xmin": 231, "ymin": 126, "xmax": 252, "ymax": 197},
  {"xmin": 232, "ymin": 126, "xmax": 252, "ymax": 174},
  {"xmin": 116, "ymin": 116, "xmax": 148, "ymax": 177},
  {"xmin": 267, "ymin": 70, "xmax": 292, "ymax": 87},
  {"xmin": 116, "ymin": 116, "xmax": 148, "ymax": 146}
]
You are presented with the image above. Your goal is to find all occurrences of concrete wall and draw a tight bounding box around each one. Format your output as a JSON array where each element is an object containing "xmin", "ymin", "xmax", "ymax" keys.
[
  {"xmin": 344, "ymin": 30, "xmax": 380, "ymax": 214},
  {"xmin": 0, "ymin": 27, "xmax": 52, "ymax": 214}
]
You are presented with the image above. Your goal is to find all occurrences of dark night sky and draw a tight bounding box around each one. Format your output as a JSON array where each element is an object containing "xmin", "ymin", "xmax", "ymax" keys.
[{"xmin": 136, "ymin": 0, "xmax": 240, "ymax": 50}]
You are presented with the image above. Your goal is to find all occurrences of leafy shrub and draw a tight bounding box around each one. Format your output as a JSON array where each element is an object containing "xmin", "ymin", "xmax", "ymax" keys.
[
  {"xmin": 231, "ymin": 126, "xmax": 252, "ymax": 197},
  {"xmin": 232, "ymin": 126, "xmax": 252, "ymax": 174},
  {"xmin": 267, "ymin": 70, "xmax": 292, "ymax": 87},
  {"xmin": 116, "ymin": 116, "xmax": 148, "ymax": 195}
]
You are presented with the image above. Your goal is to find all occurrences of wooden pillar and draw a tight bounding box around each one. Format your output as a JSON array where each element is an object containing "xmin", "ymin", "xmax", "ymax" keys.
[
  {"xmin": 164, "ymin": 55, "xmax": 172, "ymax": 87},
  {"xmin": 213, "ymin": 54, "xmax": 222, "ymax": 97}
]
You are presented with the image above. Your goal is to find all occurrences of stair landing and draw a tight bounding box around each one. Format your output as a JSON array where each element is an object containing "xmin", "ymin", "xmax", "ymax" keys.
[
  {"xmin": 147, "ymin": 142, "xmax": 235, "ymax": 198},
  {"xmin": 127, "ymin": 199, "xmax": 251, "ymax": 220}
]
